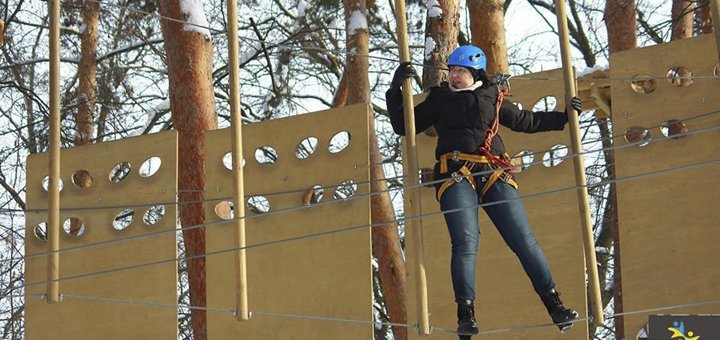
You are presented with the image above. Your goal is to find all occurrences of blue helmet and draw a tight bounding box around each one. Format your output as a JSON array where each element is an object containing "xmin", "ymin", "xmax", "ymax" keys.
[{"xmin": 447, "ymin": 45, "xmax": 487, "ymax": 71}]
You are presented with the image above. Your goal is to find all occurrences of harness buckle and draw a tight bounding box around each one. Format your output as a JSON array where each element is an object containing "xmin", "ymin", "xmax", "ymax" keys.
[
  {"xmin": 451, "ymin": 171, "xmax": 464, "ymax": 183},
  {"xmin": 452, "ymin": 150, "xmax": 460, "ymax": 161}
]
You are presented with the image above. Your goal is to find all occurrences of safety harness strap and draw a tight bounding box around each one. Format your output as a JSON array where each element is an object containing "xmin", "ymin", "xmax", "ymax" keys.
[{"xmin": 436, "ymin": 151, "xmax": 518, "ymax": 201}]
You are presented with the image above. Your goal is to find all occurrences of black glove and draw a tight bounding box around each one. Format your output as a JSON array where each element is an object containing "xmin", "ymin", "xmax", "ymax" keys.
[
  {"xmin": 567, "ymin": 96, "xmax": 582, "ymax": 114},
  {"xmin": 390, "ymin": 62, "xmax": 416, "ymax": 90}
]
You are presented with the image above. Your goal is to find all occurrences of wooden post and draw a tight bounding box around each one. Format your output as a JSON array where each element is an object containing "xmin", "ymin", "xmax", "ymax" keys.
[
  {"xmin": 392, "ymin": 0, "xmax": 430, "ymax": 335},
  {"xmin": 711, "ymin": 0, "xmax": 720, "ymax": 62},
  {"xmin": 553, "ymin": 0, "xmax": 605, "ymax": 325},
  {"xmin": 226, "ymin": 0, "xmax": 249, "ymax": 321},
  {"xmin": 46, "ymin": 0, "xmax": 61, "ymax": 304},
  {"xmin": 0, "ymin": 20, "xmax": 5, "ymax": 46}
]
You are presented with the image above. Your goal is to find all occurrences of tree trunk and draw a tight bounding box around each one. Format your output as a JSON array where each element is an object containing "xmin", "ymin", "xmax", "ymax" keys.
[
  {"xmin": 602, "ymin": 0, "xmax": 637, "ymax": 336},
  {"xmin": 159, "ymin": 2, "xmax": 218, "ymax": 340},
  {"xmin": 604, "ymin": 0, "xmax": 637, "ymax": 54},
  {"xmin": 423, "ymin": 1, "xmax": 460, "ymax": 87},
  {"xmin": 671, "ymin": 0, "xmax": 695, "ymax": 40},
  {"xmin": 68, "ymin": 0, "xmax": 100, "ymax": 234},
  {"xmin": 345, "ymin": 1, "xmax": 407, "ymax": 339},
  {"xmin": 697, "ymin": 0, "xmax": 713, "ymax": 34},
  {"xmin": 467, "ymin": 0, "xmax": 509, "ymax": 74}
]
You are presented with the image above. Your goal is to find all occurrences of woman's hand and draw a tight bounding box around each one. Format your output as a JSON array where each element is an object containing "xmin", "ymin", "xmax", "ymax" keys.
[{"xmin": 390, "ymin": 62, "xmax": 417, "ymax": 90}]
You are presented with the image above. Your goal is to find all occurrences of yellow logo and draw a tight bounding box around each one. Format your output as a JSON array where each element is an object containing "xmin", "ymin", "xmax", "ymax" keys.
[{"xmin": 668, "ymin": 321, "xmax": 700, "ymax": 340}]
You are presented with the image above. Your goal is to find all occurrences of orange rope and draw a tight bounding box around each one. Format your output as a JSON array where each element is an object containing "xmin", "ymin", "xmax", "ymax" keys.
[{"xmin": 478, "ymin": 89, "xmax": 513, "ymax": 168}]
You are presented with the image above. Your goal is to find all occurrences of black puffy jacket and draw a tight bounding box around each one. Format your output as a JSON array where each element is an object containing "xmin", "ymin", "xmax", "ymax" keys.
[
  {"xmin": 386, "ymin": 81, "xmax": 568, "ymax": 179},
  {"xmin": 385, "ymin": 82, "xmax": 568, "ymax": 159}
]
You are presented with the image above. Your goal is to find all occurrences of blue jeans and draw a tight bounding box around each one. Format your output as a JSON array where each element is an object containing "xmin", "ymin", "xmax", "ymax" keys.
[{"xmin": 439, "ymin": 178, "xmax": 555, "ymax": 302}]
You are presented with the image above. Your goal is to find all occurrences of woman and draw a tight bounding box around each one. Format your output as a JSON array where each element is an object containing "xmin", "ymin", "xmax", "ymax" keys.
[{"xmin": 385, "ymin": 45, "xmax": 581, "ymax": 335}]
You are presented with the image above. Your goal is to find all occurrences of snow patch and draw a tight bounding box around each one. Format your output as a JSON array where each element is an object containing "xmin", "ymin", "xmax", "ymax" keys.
[
  {"xmin": 577, "ymin": 64, "xmax": 609, "ymax": 77},
  {"xmin": 424, "ymin": 37, "xmax": 436, "ymax": 61},
  {"xmin": 297, "ymin": 0, "xmax": 307, "ymax": 17},
  {"xmin": 132, "ymin": 99, "xmax": 170, "ymax": 136},
  {"xmin": 347, "ymin": 10, "xmax": 367, "ymax": 36},
  {"xmin": 427, "ymin": 0, "xmax": 442, "ymax": 18},
  {"xmin": 180, "ymin": 0, "xmax": 211, "ymax": 39}
]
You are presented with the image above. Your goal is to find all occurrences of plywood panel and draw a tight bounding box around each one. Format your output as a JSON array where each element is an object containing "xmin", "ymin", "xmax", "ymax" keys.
[
  {"xmin": 406, "ymin": 69, "xmax": 588, "ymax": 339},
  {"xmin": 206, "ymin": 104, "xmax": 374, "ymax": 339},
  {"xmin": 610, "ymin": 34, "xmax": 720, "ymax": 338},
  {"xmin": 25, "ymin": 131, "xmax": 178, "ymax": 340}
]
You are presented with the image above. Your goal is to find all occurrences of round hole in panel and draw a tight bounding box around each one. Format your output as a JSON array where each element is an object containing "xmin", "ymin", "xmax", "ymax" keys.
[
  {"xmin": 333, "ymin": 179, "xmax": 358, "ymax": 200},
  {"xmin": 295, "ymin": 137, "xmax": 319, "ymax": 159},
  {"xmin": 222, "ymin": 152, "xmax": 246, "ymax": 170},
  {"xmin": 714, "ymin": 63, "xmax": 720, "ymax": 78},
  {"xmin": 666, "ymin": 66, "xmax": 693, "ymax": 87},
  {"xmin": 71, "ymin": 169, "xmax": 93, "ymax": 189},
  {"xmin": 63, "ymin": 217, "xmax": 85, "ymax": 237},
  {"xmin": 419, "ymin": 168, "xmax": 434, "ymax": 187},
  {"xmin": 247, "ymin": 196, "xmax": 270, "ymax": 214},
  {"xmin": 511, "ymin": 150, "xmax": 535, "ymax": 172},
  {"xmin": 624, "ymin": 126, "xmax": 651, "ymax": 146},
  {"xmin": 328, "ymin": 131, "xmax": 351, "ymax": 154},
  {"xmin": 630, "ymin": 74, "xmax": 657, "ymax": 94},
  {"xmin": 215, "ymin": 201, "xmax": 234, "ymax": 220},
  {"xmin": 42, "ymin": 176, "xmax": 64, "ymax": 192},
  {"xmin": 113, "ymin": 209, "xmax": 135, "ymax": 231},
  {"xmin": 143, "ymin": 205, "xmax": 165, "ymax": 226},
  {"xmin": 302, "ymin": 185, "xmax": 324, "ymax": 206},
  {"xmin": 109, "ymin": 162, "xmax": 131, "ymax": 183},
  {"xmin": 636, "ymin": 324, "xmax": 649, "ymax": 340},
  {"xmin": 542, "ymin": 144, "xmax": 569, "ymax": 167},
  {"xmin": 660, "ymin": 119, "xmax": 688, "ymax": 139},
  {"xmin": 34, "ymin": 222, "xmax": 48, "ymax": 242},
  {"xmin": 139, "ymin": 156, "xmax": 162, "ymax": 178},
  {"xmin": 531, "ymin": 96, "xmax": 557, "ymax": 112},
  {"xmin": 255, "ymin": 146, "xmax": 278, "ymax": 165}
]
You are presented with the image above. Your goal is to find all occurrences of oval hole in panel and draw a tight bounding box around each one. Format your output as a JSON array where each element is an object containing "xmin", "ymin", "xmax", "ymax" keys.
[
  {"xmin": 71, "ymin": 170, "xmax": 93, "ymax": 189},
  {"xmin": 532, "ymin": 96, "xmax": 557, "ymax": 112},
  {"xmin": 109, "ymin": 162, "xmax": 131, "ymax": 183},
  {"xmin": 139, "ymin": 156, "xmax": 162, "ymax": 178},
  {"xmin": 248, "ymin": 196, "xmax": 270, "ymax": 214},
  {"xmin": 630, "ymin": 74, "xmax": 657, "ymax": 94},
  {"xmin": 215, "ymin": 201, "xmax": 234, "ymax": 220},
  {"xmin": 63, "ymin": 217, "xmax": 85, "ymax": 237},
  {"xmin": 328, "ymin": 131, "xmax": 351, "ymax": 154},
  {"xmin": 34, "ymin": 222, "xmax": 48, "ymax": 243},
  {"xmin": 295, "ymin": 137, "xmax": 319, "ymax": 159},
  {"xmin": 624, "ymin": 126, "xmax": 651, "ymax": 147},
  {"xmin": 113, "ymin": 209, "xmax": 135, "ymax": 231},
  {"xmin": 660, "ymin": 120, "xmax": 688, "ymax": 139},
  {"xmin": 511, "ymin": 150, "xmax": 535, "ymax": 172},
  {"xmin": 666, "ymin": 66, "xmax": 693, "ymax": 87},
  {"xmin": 143, "ymin": 205, "xmax": 165, "ymax": 226},
  {"xmin": 42, "ymin": 176, "xmax": 64, "ymax": 192},
  {"xmin": 542, "ymin": 144, "xmax": 569, "ymax": 167},
  {"xmin": 333, "ymin": 179, "xmax": 358, "ymax": 200},
  {"xmin": 222, "ymin": 152, "xmax": 246, "ymax": 170},
  {"xmin": 302, "ymin": 185, "xmax": 324, "ymax": 206},
  {"xmin": 255, "ymin": 146, "xmax": 278, "ymax": 165}
]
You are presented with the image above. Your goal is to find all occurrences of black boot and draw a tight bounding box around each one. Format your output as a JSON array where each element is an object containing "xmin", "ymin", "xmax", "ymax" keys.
[
  {"xmin": 540, "ymin": 289, "xmax": 579, "ymax": 333},
  {"xmin": 456, "ymin": 300, "xmax": 479, "ymax": 336}
]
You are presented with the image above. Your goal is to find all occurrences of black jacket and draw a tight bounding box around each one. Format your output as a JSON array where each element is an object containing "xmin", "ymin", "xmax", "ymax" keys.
[
  {"xmin": 386, "ymin": 81, "xmax": 568, "ymax": 179},
  {"xmin": 385, "ymin": 83, "xmax": 568, "ymax": 159}
]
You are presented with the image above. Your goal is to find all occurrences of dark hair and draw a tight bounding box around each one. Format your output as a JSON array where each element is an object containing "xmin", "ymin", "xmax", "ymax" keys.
[{"xmin": 476, "ymin": 68, "xmax": 492, "ymax": 88}]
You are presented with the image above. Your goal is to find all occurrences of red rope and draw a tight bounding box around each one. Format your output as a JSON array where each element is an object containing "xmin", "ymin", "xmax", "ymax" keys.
[{"xmin": 478, "ymin": 89, "xmax": 513, "ymax": 169}]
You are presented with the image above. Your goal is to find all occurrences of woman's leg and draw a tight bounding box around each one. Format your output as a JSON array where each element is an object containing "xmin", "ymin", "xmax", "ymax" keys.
[
  {"xmin": 439, "ymin": 180, "xmax": 480, "ymax": 302},
  {"xmin": 481, "ymin": 181, "xmax": 555, "ymax": 295}
]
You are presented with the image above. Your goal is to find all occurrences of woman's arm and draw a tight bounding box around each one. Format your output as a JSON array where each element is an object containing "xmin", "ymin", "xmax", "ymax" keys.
[
  {"xmin": 386, "ymin": 87, "xmax": 440, "ymax": 136},
  {"xmin": 498, "ymin": 99, "xmax": 568, "ymax": 133}
]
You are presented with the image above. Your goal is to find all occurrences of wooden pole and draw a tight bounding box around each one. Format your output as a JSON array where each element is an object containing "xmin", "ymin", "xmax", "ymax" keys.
[
  {"xmin": 392, "ymin": 0, "xmax": 430, "ymax": 335},
  {"xmin": 553, "ymin": 0, "xmax": 605, "ymax": 325},
  {"xmin": 711, "ymin": 0, "xmax": 720, "ymax": 62},
  {"xmin": 46, "ymin": 0, "xmax": 61, "ymax": 304},
  {"xmin": 226, "ymin": 0, "xmax": 248, "ymax": 321}
]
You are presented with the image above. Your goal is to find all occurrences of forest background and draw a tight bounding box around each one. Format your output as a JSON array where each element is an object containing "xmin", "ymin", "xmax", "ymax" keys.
[{"xmin": 0, "ymin": 0, "xmax": 709, "ymax": 339}]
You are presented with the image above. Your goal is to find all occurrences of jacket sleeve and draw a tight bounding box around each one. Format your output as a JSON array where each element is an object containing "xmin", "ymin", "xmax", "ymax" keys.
[
  {"xmin": 386, "ymin": 87, "xmax": 440, "ymax": 136},
  {"xmin": 498, "ymin": 99, "xmax": 568, "ymax": 133}
]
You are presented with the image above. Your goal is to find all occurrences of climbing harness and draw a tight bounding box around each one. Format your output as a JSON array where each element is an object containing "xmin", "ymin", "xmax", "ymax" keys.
[{"xmin": 436, "ymin": 74, "xmax": 519, "ymax": 201}]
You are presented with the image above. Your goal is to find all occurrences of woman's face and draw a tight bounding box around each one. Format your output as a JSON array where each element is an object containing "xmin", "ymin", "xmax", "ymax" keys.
[{"xmin": 448, "ymin": 66, "xmax": 474, "ymax": 89}]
